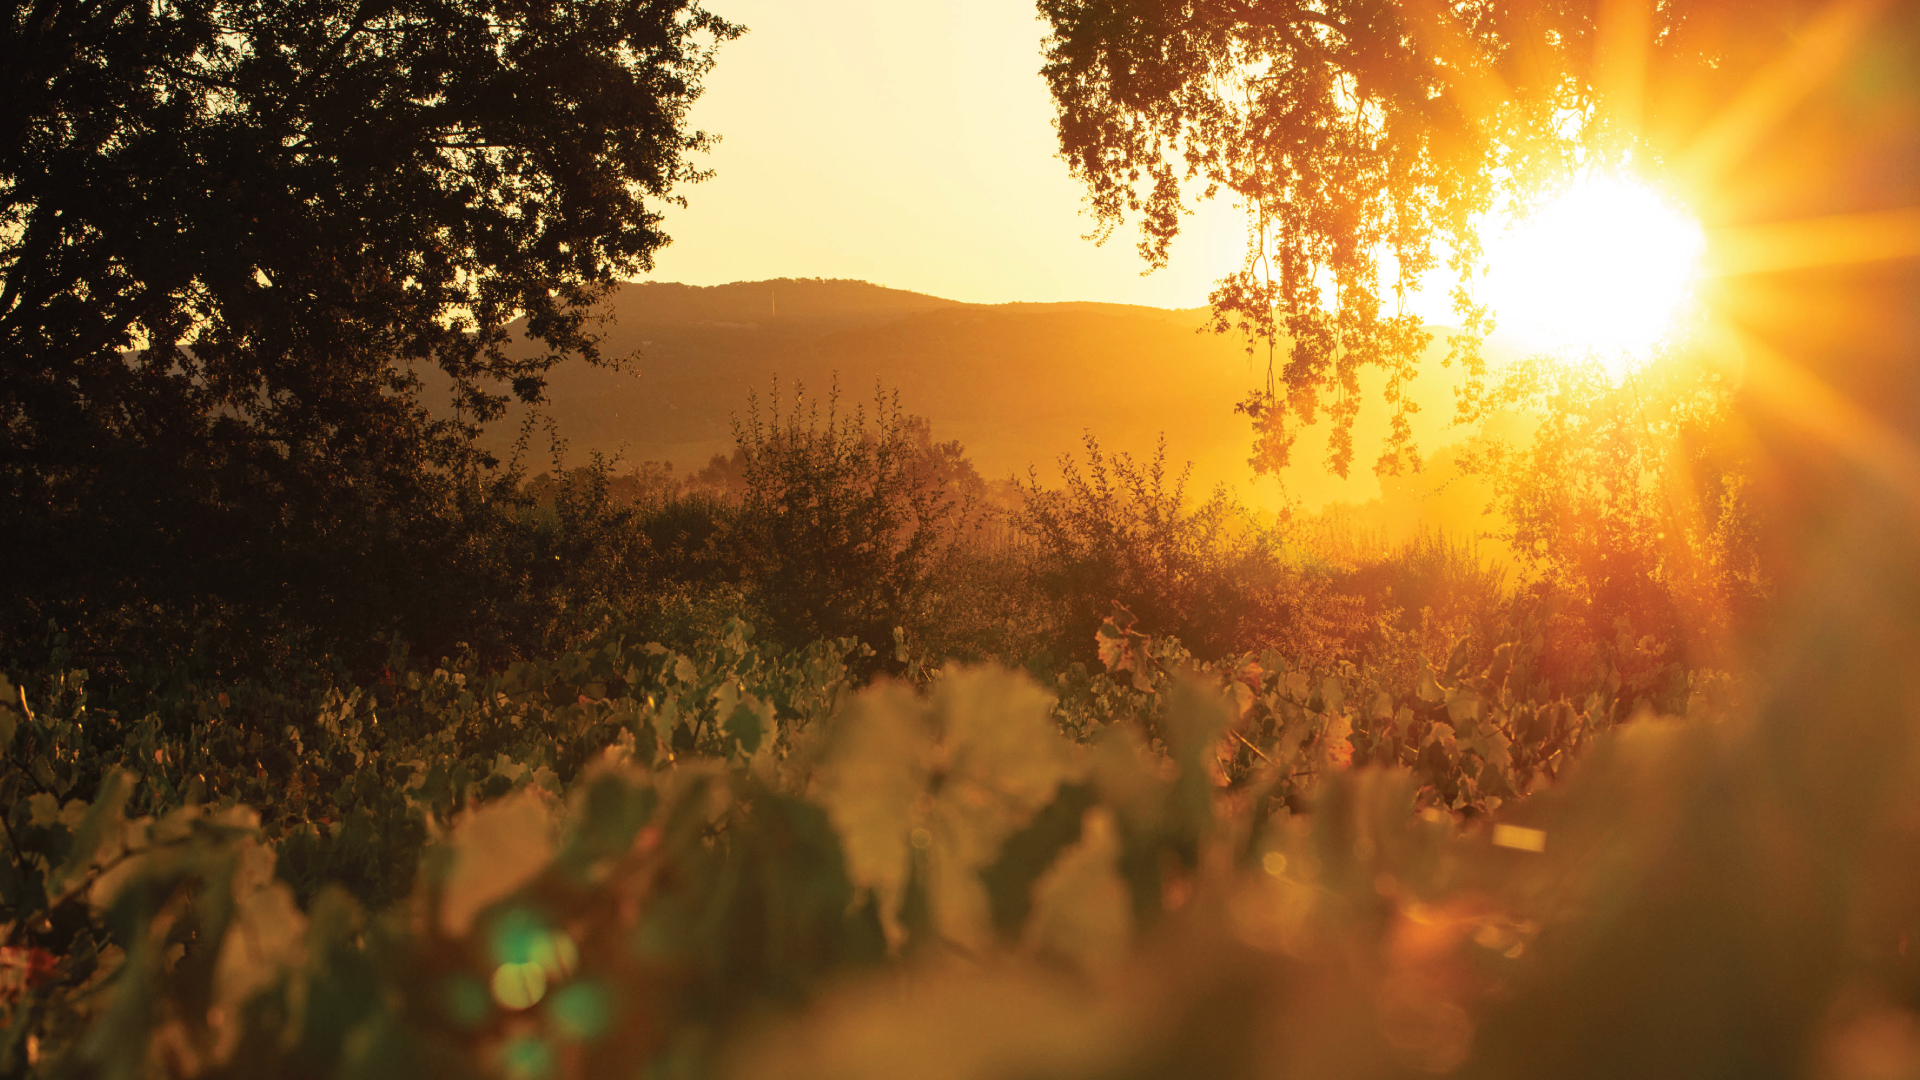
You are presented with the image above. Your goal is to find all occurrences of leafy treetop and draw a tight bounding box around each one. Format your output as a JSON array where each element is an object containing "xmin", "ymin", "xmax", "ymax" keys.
[
  {"xmin": 0, "ymin": 0, "xmax": 741, "ymax": 668},
  {"xmin": 1038, "ymin": 0, "xmax": 1843, "ymax": 478}
]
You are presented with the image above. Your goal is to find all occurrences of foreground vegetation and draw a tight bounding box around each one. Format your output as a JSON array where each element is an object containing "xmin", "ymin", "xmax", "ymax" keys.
[
  {"xmin": 2, "ymin": 378, "xmax": 1812, "ymax": 1080},
  {"xmin": 3, "ymin": 587, "xmax": 1758, "ymax": 1077}
]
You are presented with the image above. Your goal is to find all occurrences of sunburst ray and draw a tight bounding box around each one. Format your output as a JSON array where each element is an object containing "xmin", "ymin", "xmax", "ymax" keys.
[
  {"xmin": 1678, "ymin": 0, "xmax": 1892, "ymax": 190},
  {"xmin": 1707, "ymin": 207, "xmax": 1920, "ymax": 277},
  {"xmin": 1715, "ymin": 324, "xmax": 1920, "ymax": 521}
]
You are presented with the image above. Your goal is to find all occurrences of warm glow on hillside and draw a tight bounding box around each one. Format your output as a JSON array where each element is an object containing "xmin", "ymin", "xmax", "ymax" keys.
[{"xmin": 1480, "ymin": 175, "xmax": 1707, "ymax": 374}]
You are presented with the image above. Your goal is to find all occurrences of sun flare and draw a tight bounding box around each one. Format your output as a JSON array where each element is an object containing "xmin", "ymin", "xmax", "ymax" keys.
[{"xmin": 1480, "ymin": 175, "xmax": 1707, "ymax": 373}]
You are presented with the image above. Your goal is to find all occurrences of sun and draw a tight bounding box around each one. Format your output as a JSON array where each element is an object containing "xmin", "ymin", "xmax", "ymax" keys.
[{"xmin": 1479, "ymin": 174, "xmax": 1707, "ymax": 374}]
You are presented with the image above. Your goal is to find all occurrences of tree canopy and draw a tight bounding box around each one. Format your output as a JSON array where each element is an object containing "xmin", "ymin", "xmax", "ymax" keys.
[
  {"xmin": 1037, "ymin": 0, "xmax": 1901, "ymax": 479},
  {"xmin": 1, "ymin": 0, "xmax": 740, "ymax": 670}
]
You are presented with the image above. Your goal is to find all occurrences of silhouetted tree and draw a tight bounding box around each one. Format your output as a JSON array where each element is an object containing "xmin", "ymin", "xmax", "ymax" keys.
[{"xmin": 1, "ymin": 0, "xmax": 740, "ymax": 672}]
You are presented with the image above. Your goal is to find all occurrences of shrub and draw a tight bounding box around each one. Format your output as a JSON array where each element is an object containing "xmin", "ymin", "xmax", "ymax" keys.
[
  {"xmin": 1014, "ymin": 434, "xmax": 1352, "ymax": 665},
  {"xmin": 1466, "ymin": 350, "xmax": 1772, "ymax": 674},
  {"xmin": 728, "ymin": 382, "xmax": 979, "ymax": 656},
  {"xmin": 454, "ymin": 450, "xmax": 657, "ymax": 663}
]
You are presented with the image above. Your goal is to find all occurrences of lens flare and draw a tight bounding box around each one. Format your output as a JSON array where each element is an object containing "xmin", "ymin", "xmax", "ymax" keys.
[{"xmin": 1480, "ymin": 175, "xmax": 1706, "ymax": 373}]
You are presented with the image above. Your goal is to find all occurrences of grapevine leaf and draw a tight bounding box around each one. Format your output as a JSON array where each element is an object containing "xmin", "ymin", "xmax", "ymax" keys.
[
  {"xmin": 46, "ymin": 770, "xmax": 132, "ymax": 902},
  {"xmin": 1479, "ymin": 756, "xmax": 1517, "ymax": 801},
  {"xmin": 1165, "ymin": 680, "xmax": 1229, "ymax": 844},
  {"xmin": 981, "ymin": 783, "xmax": 1099, "ymax": 936},
  {"xmin": 438, "ymin": 787, "xmax": 559, "ymax": 936},
  {"xmin": 815, "ymin": 683, "xmax": 934, "ymax": 947},
  {"xmin": 1320, "ymin": 677, "xmax": 1346, "ymax": 715},
  {"xmin": 210, "ymin": 839, "xmax": 306, "ymax": 1061},
  {"xmin": 1095, "ymin": 603, "xmax": 1152, "ymax": 683},
  {"xmin": 1447, "ymin": 688, "xmax": 1485, "ymax": 730},
  {"xmin": 935, "ymin": 669, "xmax": 1076, "ymax": 849},
  {"xmin": 1089, "ymin": 724, "xmax": 1166, "ymax": 834},
  {"xmin": 722, "ymin": 688, "xmax": 774, "ymax": 756},
  {"xmin": 652, "ymin": 695, "xmax": 681, "ymax": 752},
  {"xmin": 1372, "ymin": 691, "xmax": 1396, "ymax": 722},
  {"xmin": 1319, "ymin": 714, "xmax": 1355, "ymax": 772},
  {"xmin": 1286, "ymin": 671, "xmax": 1313, "ymax": 704},
  {"xmin": 1023, "ymin": 806, "xmax": 1132, "ymax": 972},
  {"xmin": 926, "ymin": 669, "xmax": 1080, "ymax": 949}
]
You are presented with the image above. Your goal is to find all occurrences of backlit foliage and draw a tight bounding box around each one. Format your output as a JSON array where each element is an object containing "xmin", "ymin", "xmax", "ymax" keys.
[
  {"xmin": 0, "ymin": 604, "xmax": 1793, "ymax": 1078},
  {"xmin": 1037, "ymin": 0, "xmax": 1849, "ymax": 478}
]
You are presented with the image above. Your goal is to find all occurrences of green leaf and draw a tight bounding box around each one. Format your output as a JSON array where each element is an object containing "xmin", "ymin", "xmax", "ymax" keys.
[
  {"xmin": 934, "ymin": 668, "xmax": 1077, "ymax": 840},
  {"xmin": 980, "ymin": 784, "xmax": 1099, "ymax": 936},
  {"xmin": 1372, "ymin": 691, "xmax": 1396, "ymax": 722},
  {"xmin": 1285, "ymin": 671, "xmax": 1313, "ymax": 704},
  {"xmin": 1417, "ymin": 661, "xmax": 1445, "ymax": 704},
  {"xmin": 1164, "ymin": 679, "xmax": 1230, "ymax": 843},
  {"xmin": 46, "ymin": 770, "xmax": 133, "ymax": 901},
  {"xmin": 818, "ymin": 669, "xmax": 1080, "ymax": 950},
  {"xmin": 210, "ymin": 838, "xmax": 307, "ymax": 1061},
  {"xmin": 1447, "ymin": 688, "xmax": 1485, "ymax": 730},
  {"xmin": 1320, "ymin": 677, "xmax": 1346, "ymax": 715},
  {"xmin": 437, "ymin": 787, "xmax": 560, "ymax": 936},
  {"xmin": 651, "ymin": 696, "xmax": 682, "ymax": 753},
  {"xmin": 1022, "ymin": 806, "xmax": 1132, "ymax": 973},
  {"xmin": 721, "ymin": 686, "xmax": 774, "ymax": 756},
  {"xmin": 814, "ymin": 683, "xmax": 934, "ymax": 947},
  {"xmin": 1470, "ymin": 727, "xmax": 1514, "ymax": 774},
  {"xmin": 1478, "ymin": 755, "xmax": 1517, "ymax": 800}
]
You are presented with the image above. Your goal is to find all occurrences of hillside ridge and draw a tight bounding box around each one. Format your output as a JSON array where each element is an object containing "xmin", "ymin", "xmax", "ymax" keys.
[{"xmin": 458, "ymin": 279, "xmax": 1478, "ymax": 513}]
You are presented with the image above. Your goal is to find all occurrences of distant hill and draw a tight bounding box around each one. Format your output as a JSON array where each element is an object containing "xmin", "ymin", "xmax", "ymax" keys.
[
  {"xmin": 590, "ymin": 278, "xmax": 962, "ymax": 328},
  {"xmin": 450, "ymin": 277, "xmax": 1484, "ymax": 512}
]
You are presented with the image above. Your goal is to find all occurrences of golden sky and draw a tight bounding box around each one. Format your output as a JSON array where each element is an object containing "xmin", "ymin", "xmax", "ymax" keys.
[
  {"xmin": 644, "ymin": 0, "xmax": 1245, "ymax": 307},
  {"xmin": 629, "ymin": 0, "xmax": 1510, "ymax": 522},
  {"xmin": 630, "ymin": 0, "xmax": 1746, "ymax": 532}
]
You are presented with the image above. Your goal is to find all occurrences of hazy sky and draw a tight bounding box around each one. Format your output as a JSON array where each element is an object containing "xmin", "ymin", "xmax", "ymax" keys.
[{"xmin": 643, "ymin": 0, "xmax": 1245, "ymax": 307}]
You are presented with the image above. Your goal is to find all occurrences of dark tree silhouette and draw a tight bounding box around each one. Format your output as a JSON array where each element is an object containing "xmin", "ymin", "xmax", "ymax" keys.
[{"xmin": 1, "ymin": 0, "xmax": 740, "ymax": 671}]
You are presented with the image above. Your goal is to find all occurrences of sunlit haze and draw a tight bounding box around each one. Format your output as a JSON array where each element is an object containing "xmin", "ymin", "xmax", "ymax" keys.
[
  {"xmin": 639, "ymin": 5, "xmax": 1710, "ymax": 513},
  {"xmin": 645, "ymin": 0, "xmax": 1241, "ymax": 307},
  {"xmin": 655, "ymin": 3, "xmax": 1711, "ymax": 356},
  {"xmin": 1478, "ymin": 175, "xmax": 1707, "ymax": 372}
]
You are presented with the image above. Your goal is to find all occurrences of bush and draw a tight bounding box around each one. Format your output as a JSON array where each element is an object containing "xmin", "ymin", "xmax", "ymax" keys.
[
  {"xmin": 728, "ymin": 383, "xmax": 979, "ymax": 656},
  {"xmin": 1465, "ymin": 350, "xmax": 1772, "ymax": 673},
  {"xmin": 1013, "ymin": 434, "xmax": 1355, "ymax": 665},
  {"xmin": 452, "ymin": 450, "xmax": 658, "ymax": 664}
]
